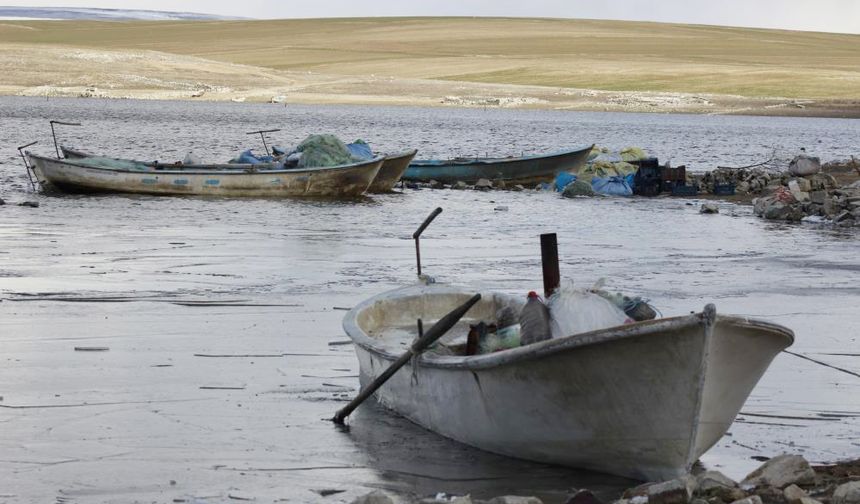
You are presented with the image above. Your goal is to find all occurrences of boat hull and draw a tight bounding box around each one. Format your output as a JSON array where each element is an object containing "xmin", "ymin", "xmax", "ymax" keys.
[
  {"xmin": 29, "ymin": 153, "xmax": 382, "ymax": 198},
  {"xmin": 368, "ymin": 149, "xmax": 417, "ymax": 193},
  {"xmin": 343, "ymin": 285, "xmax": 793, "ymax": 481},
  {"xmin": 403, "ymin": 145, "xmax": 592, "ymax": 185}
]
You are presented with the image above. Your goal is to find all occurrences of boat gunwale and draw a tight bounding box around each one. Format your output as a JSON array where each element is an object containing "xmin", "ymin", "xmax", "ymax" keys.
[
  {"xmin": 409, "ymin": 144, "xmax": 594, "ymax": 167},
  {"xmin": 30, "ymin": 151, "xmax": 385, "ymax": 176},
  {"xmin": 342, "ymin": 284, "xmax": 795, "ymax": 371},
  {"xmin": 383, "ymin": 149, "xmax": 418, "ymax": 162}
]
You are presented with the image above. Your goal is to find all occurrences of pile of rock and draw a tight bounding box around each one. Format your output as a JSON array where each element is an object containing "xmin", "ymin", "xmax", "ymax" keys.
[
  {"xmin": 616, "ymin": 455, "xmax": 859, "ymax": 504},
  {"xmin": 349, "ymin": 455, "xmax": 859, "ymax": 504},
  {"xmin": 752, "ymin": 178, "xmax": 860, "ymax": 225},
  {"xmin": 411, "ymin": 179, "xmax": 526, "ymax": 192},
  {"xmin": 694, "ymin": 167, "xmax": 838, "ymax": 198}
]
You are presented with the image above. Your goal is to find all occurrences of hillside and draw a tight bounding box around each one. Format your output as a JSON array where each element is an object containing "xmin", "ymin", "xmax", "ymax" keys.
[{"xmin": 1, "ymin": 17, "xmax": 858, "ymax": 116}]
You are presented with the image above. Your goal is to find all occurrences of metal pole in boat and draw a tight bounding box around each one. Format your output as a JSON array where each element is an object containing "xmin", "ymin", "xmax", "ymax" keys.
[
  {"xmin": 413, "ymin": 207, "xmax": 443, "ymax": 277},
  {"xmin": 49, "ymin": 120, "xmax": 81, "ymax": 159},
  {"xmin": 245, "ymin": 129, "xmax": 281, "ymax": 157},
  {"xmin": 332, "ymin": 293, "xmax": 481, "ymax": 425},
  {"xmin": 540, "ymin": 233, "xmax": 560, "ymax": 298},
  {"xmin": 17, "ymin": 141, "xmax": 38, "ymax": 191}
]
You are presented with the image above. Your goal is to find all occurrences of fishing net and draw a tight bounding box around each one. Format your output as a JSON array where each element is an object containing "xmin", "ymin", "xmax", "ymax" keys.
[
  {"xmin": 73, "ymin": 156, "xmax": 150, "ymax": 171},
  {"xmin": 296, "ymin": 134, "xmax": 357, "ymax": 168}
]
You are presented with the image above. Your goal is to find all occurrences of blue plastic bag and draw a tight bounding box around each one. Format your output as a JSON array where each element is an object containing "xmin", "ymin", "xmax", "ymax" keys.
[
  {"xmin": 347, "ymin": 140, "xmax": 373, "ymax": 159},
  {"xmin": 592, "ymin": 176, "xmax": 633, "ymax": 196},
  {"xmin": 555, "ymin": 172, "xmax": 577, "ymax": 191},
  {"xmin": 234, "ymin": 149, "xmax": 274, "ymax": 164}
]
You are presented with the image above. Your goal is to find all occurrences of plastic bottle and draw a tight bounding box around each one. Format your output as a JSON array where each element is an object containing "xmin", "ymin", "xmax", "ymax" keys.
[{"xmin": 519, "ymin": 291, "xmax": 551, "ymax": 346}]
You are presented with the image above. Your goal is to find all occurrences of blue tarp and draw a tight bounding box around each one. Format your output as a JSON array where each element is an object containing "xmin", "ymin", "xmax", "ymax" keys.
[
  {"xmin": 347, "ymin": 140, "xmax": 373, "ymax": 160},
  {"xmin": 555, "ymin": 172, "xmax": 577, "ymax": 191},
  {"xmin": 233, "ymin": 149, "xmax": 274, "ymax": 165},
  {"xmin": 592, "ymin": 176, "xmax": 633, "ymax": 197}
]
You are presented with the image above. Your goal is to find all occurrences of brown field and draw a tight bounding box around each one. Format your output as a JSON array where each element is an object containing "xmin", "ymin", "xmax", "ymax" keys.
[{"xmin": 1, "ymin": 17, "xmax": 859, "ymax": 116}]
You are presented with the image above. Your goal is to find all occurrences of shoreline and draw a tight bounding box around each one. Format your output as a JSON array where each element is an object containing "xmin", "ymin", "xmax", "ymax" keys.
[{"xmin": 5, "ymin": 85, "xmax": 860, "ymax": 119}]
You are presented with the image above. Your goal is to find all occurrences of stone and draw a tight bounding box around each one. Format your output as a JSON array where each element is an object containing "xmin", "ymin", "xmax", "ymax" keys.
[
  {"xmin": 700, "ymin": 203, "xmax": 720, "ymax": 214},
  {"xmin": 623, "ymin": 483, "xmax": 653, "ymax": 499},
  {"xmin": 495, "ymin": 180, "xmax": 507, "ymax": 190},
  {"xmin": 0, "ymin": 197, "xmax": 5, "ymax": 205},
  {"xmin": 833, "ymin": 210, "xmax": 854, "ymax": 223},
  {"xmin": 19, "ymin": 200, "xmax": 40, "ymax": 208},
  {"xmin": 647, "ymin": 477, "xmax": 695, "ymax": 504},
  {"xmin": 729, "ymin": 496, "xmax": 762, "ymax": 504},
  {"xmin": 809, "ymin": 191, "xmax": 827, "ymax": 205},
  {"xmin": 790, "ymin": 190, "xmax": 810, "ymax": 202},
  {"xmin": 351, "ymin": 490, "xmax": 395, "ymax": 504},
  {"xmin": 763, "ymin": 201, "xmax": 791, "ymax": 220},
  {"xmin": 565, "ymin": 489, "xmax": 603, "ymax": 504},
  {"xmin": 798, "ymin": 498, "xmax": 823, "ymax": 504},
  {"xmin": 832, "ymin": 481, "xmax": 860, "ymax": 504},
  {"xmin": 512, "ymin": 184, "xmax": 525, "ymax": 192},
  {"xmin": 423, "ymin": 495, "xmax": 472, "ymax": 504},
  {"xmin": 697, "ymin": 471, "xmax": 738, "ymax": 494},
  {"xmin": 790, "ymin": 178, "xmax": 812, "ymax": 192},
  {"xmin": 475, "ymin": 178, "xmax": 493, "ymax": 190},
  {"xmin": 429, "ymin": 179, "xmax": 444, "ymax": 189},
  {"xmin": 783, "ymin": 484, "xmax": 808, "ymax": 504},
  {"xmin": 484, "ymin": 497, "xmax": 543, "ymax": 504},
  {"xmin": 736, "ymin": 181, "xmax": 750, "ymax": 194},
  {"xmin": 740, "ymin": 454, "xmax": 816, "ymax": 489},
  {"xmin": 453, "ymin": 181, "xmax": 468, "ymax": 190},
  {"xmin": 823, "ymin": 196, "xmax": 838, "ymax": 216}
]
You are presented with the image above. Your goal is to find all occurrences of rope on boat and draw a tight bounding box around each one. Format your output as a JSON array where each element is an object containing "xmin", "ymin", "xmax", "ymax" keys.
[{"xmin": 782, "ymin": 350, "xmax": 860, "ymax": 379}]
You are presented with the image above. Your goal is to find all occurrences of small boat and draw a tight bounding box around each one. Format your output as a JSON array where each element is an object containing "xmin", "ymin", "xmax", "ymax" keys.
[
  {"xmin": 403, "ymin": 145, "xmax": 593, "ymax": 185},
  {"xmin": 62, "ymin": 146, "xmax": 416, "ymax": 194},
  {"xmin": 343, "ymin": 283, "xmax": 793, "ymax": 481},
  {"xmin": 367, "ymin": 149, "xmax": 417, "ymax": 193},
  {"xmin": 27, "ymin": 152, "xmax": 383, "ymax": 198}
]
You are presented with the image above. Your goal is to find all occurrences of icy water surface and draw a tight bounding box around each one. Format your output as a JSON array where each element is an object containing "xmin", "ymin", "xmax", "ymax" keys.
[{"xmin": 1, "ymin": 98, "xmax": 859, "ymax": 503}]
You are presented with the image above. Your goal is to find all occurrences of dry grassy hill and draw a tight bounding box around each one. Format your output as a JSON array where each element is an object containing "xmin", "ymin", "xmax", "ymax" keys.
[{"xmin": 1, "ymin": 17, "xmax": 858, "ymax": 115}]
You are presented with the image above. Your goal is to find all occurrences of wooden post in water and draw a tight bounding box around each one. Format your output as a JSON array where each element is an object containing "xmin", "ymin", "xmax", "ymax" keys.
[{"xmin": 540, "ymin": 233, "xmax": 560, "ymax": 298}]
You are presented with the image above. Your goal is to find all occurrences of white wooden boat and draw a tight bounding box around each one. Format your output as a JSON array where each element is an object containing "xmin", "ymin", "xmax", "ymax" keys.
[
  {"xmin": 27, "ymin": 152, "xmax": 383, "ymax": 198},
  {"xmin": 342, "ymin": 283, "xmax": 794, "ymax": 481},
  {"xmin": 60, "ymin": 146, "xmax": 416, "ymax": 195},
  {"xmin": 367, "ymin": 149, "xmax": 417, "ymax": 193}
]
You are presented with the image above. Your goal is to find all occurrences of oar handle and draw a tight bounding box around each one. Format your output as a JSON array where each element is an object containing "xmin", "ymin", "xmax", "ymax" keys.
[
  {"xmin": 245, "ymin": 129, "xmax": 281, "ymax": 135},
  {"xmin": 49, "ymin": 121, "xmax": 82, "ymax": 126},
  {"xmin": 332, "ymin": 293, "xmax": 481, "ymax": 424},
  {"xmin": 413, "ymin": 207, "xmax": 443, "ymax": 239},
  {"xmin": 17, "ymin": 141, "xmax": 38, "ymax": 151}
]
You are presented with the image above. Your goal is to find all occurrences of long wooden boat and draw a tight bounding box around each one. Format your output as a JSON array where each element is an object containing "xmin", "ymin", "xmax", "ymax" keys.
[
  {"xmin": 368, "ymin": 149, "xmax": 417, "ymax": 193},
  {"xmin": 403, "ymin": 145, "xmax": 593, "ymax": 185},
  {"xmin": 62, "ymin": 146, "xmax": 416, "ymax": 194},
  {"xmin": 27, "ymin": 152, "xmax": 382, "ymax": 197},
  {"xmin": 343, "ymin": 283, "xmax": 793, "ymax": 481}
]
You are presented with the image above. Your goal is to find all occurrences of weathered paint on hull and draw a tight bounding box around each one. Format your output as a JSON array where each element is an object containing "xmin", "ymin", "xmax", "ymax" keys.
[
  {"xmin": 343, "ymin": 285, "xmax": 793, "ymax": 481},
  {"xmin": 368, "ymin": 150, "xmax": 417, "ymax": 193},
  {"xmin": 29, "ymin": 154, "xmax": 382, "ymax": 198},
  {"xmin": 403, "ymin": 145, "xmax": 592, "ymax": 185}
]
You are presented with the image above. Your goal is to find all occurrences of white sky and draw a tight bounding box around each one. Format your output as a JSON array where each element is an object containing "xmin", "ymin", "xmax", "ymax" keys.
[{"xmin": 3, "ymin": 0, "xmax": 859, "ymax": 34}]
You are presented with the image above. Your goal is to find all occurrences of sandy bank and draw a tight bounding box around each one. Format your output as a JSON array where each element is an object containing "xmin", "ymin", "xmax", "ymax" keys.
[{"xmin": 2, "ymin": 16, "xmax": 859, "ymax": 118}]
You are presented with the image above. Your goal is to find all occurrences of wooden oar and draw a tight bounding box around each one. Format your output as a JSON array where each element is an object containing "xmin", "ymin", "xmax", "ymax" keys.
[{"xmin": 332, "ymin": 293, "xmax": 482, "ymax": 424}]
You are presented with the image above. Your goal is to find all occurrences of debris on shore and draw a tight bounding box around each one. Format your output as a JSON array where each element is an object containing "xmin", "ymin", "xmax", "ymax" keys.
[
  {"xmin": 349, "ymin": 456, "xmax": 860, "ymax": 504},
  {"xmin": 692, "ymin": 157, "xmax": 860, "ymax": 226}
]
